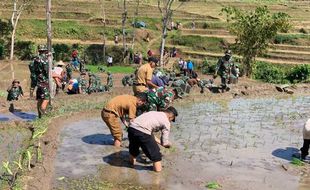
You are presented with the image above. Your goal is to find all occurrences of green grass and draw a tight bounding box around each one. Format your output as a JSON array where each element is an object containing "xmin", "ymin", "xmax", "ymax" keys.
[
  {"xmin": 17, "ymin": 20, "xmax": 131, "ymax": 41},
  {"xmin": 291, "ymin": 158, "xmax": 304, "ymax": 166},
  {"xmin": 205, "ymin": 181, "xmax": 221, "ymax": 189},
  {"xmin": 86, "ymin": 65, "xmax": 135, "ymax": 74},
  {"xmin": 0, "ymin": 90, "xmax": 7, "ymax": 97},
  {"xmin": 274, "ymin": 33, "xmax": 310, "ymax": 45},
  {"xmin": 169, "ymin": 34, "xmax": 225, "ymax": 52}
]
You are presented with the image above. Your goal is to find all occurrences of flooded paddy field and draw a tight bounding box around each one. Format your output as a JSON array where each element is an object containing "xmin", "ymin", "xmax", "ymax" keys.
[{"xmin": 53, "ymin": 96, "xmax": 310, "ymax": 190}]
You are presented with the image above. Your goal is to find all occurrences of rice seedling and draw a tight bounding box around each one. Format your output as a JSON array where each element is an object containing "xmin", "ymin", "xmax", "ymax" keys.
[{"xmin": 205, "ymin": 181, "xmax": 221, "ymax": 189}]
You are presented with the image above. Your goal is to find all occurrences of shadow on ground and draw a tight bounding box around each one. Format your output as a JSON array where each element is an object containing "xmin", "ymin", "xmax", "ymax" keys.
[
  {"xmin": 0, "ymin": 116, "xmax": 9, "ymax": 121},
  {"xmin": 12, "ymin": 111, "xmax": 37, "ymax": 121},
  {"xmin": 82, "ymin": 133, "xmax": 114, "ymax": 145},
  {"xmin": 272, "ymin": 147, "xmax": 300, "ymax": 161},
  {"xmin": 102, "ymin": 150, "xmax": 152, "ymax": 171}
]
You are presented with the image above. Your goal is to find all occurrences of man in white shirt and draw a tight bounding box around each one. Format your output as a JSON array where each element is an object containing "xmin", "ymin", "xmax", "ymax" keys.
[
  {"xmin": 128, "ymin": 106, "xmax": 178, "ymax": 172},
  {"xmin": 107, "ymin": 56, "xmax": 113, "ymax": 67}
]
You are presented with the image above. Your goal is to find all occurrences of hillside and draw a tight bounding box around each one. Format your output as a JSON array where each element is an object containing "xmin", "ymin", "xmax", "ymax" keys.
[{"xmin": 0, "ymin": 0, "xmax": 309, "ymax": 65}]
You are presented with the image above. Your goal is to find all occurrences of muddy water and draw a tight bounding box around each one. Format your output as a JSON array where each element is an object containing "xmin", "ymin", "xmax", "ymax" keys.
[{"xmin": 53, "ymin": 96, "xmax": 310, "ymax": 190}]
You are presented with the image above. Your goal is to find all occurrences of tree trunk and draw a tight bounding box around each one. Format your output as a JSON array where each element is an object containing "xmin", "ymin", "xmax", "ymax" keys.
[
  {"xmin": 46, "ymin": 0, "xmax": 53, "ymax": 100},
  {"xmin": 122, "ymin": 0, "xmax": 127, "ymax": 63},
  {"xmin": 101, "ymin": 0, "xmax": 106, "ymax": 64},
  {"xmin": 9, "ymin": 28, "xmax": 16, "ymax": 79},
  {"xmin": 159, "ymin": 18, "xmax": 167, "ymax": 67},
  {"xmin": 9, "ymin": 28, "xmax": 16, "ymax": 60}
]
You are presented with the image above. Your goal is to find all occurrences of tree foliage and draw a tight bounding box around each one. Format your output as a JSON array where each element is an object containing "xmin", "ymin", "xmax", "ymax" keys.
[{"xmin": 222, "ymin": 6, "xmax": 291, "ymax": 76}]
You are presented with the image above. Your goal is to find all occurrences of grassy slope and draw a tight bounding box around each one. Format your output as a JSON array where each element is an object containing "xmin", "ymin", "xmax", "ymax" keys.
[{"xmin": 0, "ymin": 0, "xmax": 309, "ymax": 64}]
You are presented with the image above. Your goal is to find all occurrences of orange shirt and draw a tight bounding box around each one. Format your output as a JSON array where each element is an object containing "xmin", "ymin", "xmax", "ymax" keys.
[
  {"xmin": 135, "ymin": 63, "xmax": 153, "ymax": 92},
  {"xmin": 104, "ymin": 95, "xmax": 138, "ymax": 119}
]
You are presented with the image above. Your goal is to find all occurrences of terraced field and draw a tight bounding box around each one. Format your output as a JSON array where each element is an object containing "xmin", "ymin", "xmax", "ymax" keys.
[{"xmin": 0, "ymin": 0, "xmax": 309, "ymax": 64}]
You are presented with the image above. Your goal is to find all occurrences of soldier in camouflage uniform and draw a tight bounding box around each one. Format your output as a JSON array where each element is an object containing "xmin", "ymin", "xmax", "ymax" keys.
[
  {"xmin": 171, "ymin": 75, "xmax": 191, "ymax": 94},
  {"xmin": 65, "ymin": 63, "xmax": 73, "ymax": 81},
  {"xmin": 105, "ymin": 72, "xmax": 113, "ymax": 92},
  {"xmin": 7, "ymin": 79, "xmax": 24, "ymax": 112},
  {"xmin": 197, "ymin": 79, "xmax": 214, "ymax": 94},
  {"xmin": 145, "ymin": 87, "xmax": 182, "ymax": 112},
  {"xmin": 29, "ymin": 59, "xmax": 37, "ymax": 98},
  {"xmin": 78, "ymin": 72, "xmax": 88, "ymax": 94},
  {"xmin": 33, "ymin": 45, "xmax": 50, "ymax": 118},
  {"xmin": 95, "ymin": 74, "xmax": 106, "ymax": 92},
  {"xmin": 88, "ymin": 73, "xmax": 97, "ymax": 94},
  {"xmin": 214, "ymin": 50, "xmax": 233, "ymax": 92},
  {"xmin": 7, "ymin": 80, "xmax": 24, "ymax": 101},
  {"xmin": 122, "ymin": 74, "xmax": 135, "ymax": 86}
]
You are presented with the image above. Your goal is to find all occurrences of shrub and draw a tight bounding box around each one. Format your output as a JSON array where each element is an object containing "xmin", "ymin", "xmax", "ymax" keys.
[
  {"xmin": 84, "ymin": 45, "xmax": 123, "ymax": 65},
  {"xmin": 0, "ymin": 42, "xmax": 4, "ymax": 59},
  {"xmin": 14, "ymin": 41, "xmax": 36, "ymax": 60},
  {"xmin": 253, "ymin": 61, "xmax": 288, "ymax": 83},
  {"xmin": 201, "ymin": 58, "xmax": 217, "ymax": 74},
  {"xmin": 53, "ymin": 44, "xmax": 71, "ymax": 61},
  {"xmin": 287, "ymin": 64, "xmax": 310, "ymax": 83}
]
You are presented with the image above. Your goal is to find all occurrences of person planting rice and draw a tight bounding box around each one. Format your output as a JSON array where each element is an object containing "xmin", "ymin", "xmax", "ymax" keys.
[
  {"xmin": 101, "ymin": 94, "xmax": 147, "ymax": 147},
  {"xmin": 128, "ymin": 106, "xmax": 178, "ymax": 172}
]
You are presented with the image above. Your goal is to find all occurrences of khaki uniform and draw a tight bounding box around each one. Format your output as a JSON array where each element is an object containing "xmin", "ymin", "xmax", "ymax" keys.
[
  {"xmin": 133, "ymin": 63, "xmax": 153, "ymax": 94},
  {"xmin": 101, "ymin": 95, "xmax": 138, "ymax": 141}
]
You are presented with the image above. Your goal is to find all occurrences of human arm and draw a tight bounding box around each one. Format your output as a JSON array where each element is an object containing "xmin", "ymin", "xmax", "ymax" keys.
[
  {"xmin": 19, "ymin": 86, "xmax": 24, "ymax": 97},
  {"xmin": 146, "ymin": 79, "xmax": 159, "ymax": 89},
  {"xmin": 160, "ymin": 123, "xmax": 171, "ymax": 148},
  {"xmin": 214, "ymin": 59, "xmax": 221, "ymax": 78},
  {"xmin": 121, "ymin": 117, "xmax": 129, "ymax": 128}
]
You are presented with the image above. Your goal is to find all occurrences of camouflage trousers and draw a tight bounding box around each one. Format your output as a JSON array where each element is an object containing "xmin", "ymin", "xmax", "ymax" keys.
[
  {"xmin": 36, "ymin": 84, "xmax": 50, "ymax": 100},
  {"xmin": 30, "ymin": 76, "xmax": 37, "ymax": 89},
  {"xmin": 220, "ymin": 76, "xmax": 229, "ymax": 91}
]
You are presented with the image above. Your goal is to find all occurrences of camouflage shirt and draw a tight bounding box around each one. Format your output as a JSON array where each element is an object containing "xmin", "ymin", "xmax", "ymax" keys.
[
  {"xmin": 146, "ymin": 87, "xmax": 174, "ymax": 111},
  {"xmin": 33, "ymin": 54, "xmax": 49, "ymax": 84},
  {"xmin": 216, "ymin": 57, "xmax": 233, "ymax": 78},
  {"xmin": 107, "ymin": 74, "xmax": 113, "ymax": 87},
  {"xmin": 7, "ymin": 86, "xmax": 23, "ymax": 101},
  {"xmin": 78, "ymin": 77, "xmax": 88, "ymax": 94}
]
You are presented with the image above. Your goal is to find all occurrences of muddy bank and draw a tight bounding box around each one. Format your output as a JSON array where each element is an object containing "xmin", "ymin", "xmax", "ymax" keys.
[{"xmin": 51, "ymin": 96, "xmax": 310, "ymax": 190}]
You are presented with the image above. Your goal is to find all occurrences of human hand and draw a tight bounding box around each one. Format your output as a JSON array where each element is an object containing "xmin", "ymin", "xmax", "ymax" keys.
[{"xmin": 162, "ymin": 143, "xmax": 171, "ymax": 148}]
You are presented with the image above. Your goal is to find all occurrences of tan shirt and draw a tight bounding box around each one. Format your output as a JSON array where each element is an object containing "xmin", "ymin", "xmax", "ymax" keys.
[
  {"xmin": 135, "ymin": 63, "xmax": 153, "ymax": 92},
  {"xmin": 130, "ymin": 111, "xmax": 171, "ymax": 145},
  {"xmin": 104, "ymin": 95, "xmax": 137, "ymax": 119}
]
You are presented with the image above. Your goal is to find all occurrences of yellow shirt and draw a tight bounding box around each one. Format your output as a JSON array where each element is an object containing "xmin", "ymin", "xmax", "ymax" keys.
[
  {"xmin": 104, "ymin": 95, "xmax": 137, "ymax": 119},
  {"xmin": 135, "ymin": 63, "xmax": 153, "ymax": 93}
]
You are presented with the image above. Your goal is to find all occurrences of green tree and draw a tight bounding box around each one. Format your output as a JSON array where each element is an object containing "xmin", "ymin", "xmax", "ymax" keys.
[{"xmin": 222, "ymin": 6, "xmax": 290, "ymax": 76}]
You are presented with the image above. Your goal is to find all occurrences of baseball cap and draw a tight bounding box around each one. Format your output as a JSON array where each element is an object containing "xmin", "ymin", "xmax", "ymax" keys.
[
  {"xmin": 165, "ymin": 106, "xmax": 178, "ymax": 122},
  {"xmin": 148, "ymin": 56, "xmax": 159, "ymax": 66}
]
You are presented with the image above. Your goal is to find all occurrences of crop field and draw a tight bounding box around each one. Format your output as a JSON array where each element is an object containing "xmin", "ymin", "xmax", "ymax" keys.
[{"xmin": 0, "ymin": 0, "xmax": 310, "ymax": 190}]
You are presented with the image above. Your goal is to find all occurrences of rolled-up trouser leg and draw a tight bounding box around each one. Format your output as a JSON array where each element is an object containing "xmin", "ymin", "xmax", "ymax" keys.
[{"xmin": 102, "ymin": 111, "xmax": 122, "ymax": 142}]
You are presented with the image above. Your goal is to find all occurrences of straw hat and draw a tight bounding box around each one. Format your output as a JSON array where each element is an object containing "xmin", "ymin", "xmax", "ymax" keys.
[{"xmin": 56, "ymin": 60, "xmax": 65, "ymax": 66}]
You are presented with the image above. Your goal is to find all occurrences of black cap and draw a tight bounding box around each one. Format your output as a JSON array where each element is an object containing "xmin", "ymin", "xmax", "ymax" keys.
[
  {"xmin": 165, "ymin": 106, "xmax": 178, "ymax": 122},
  {"xmin": 148, "ymin": 56, "xmax": 159, "ymax": 65}
]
